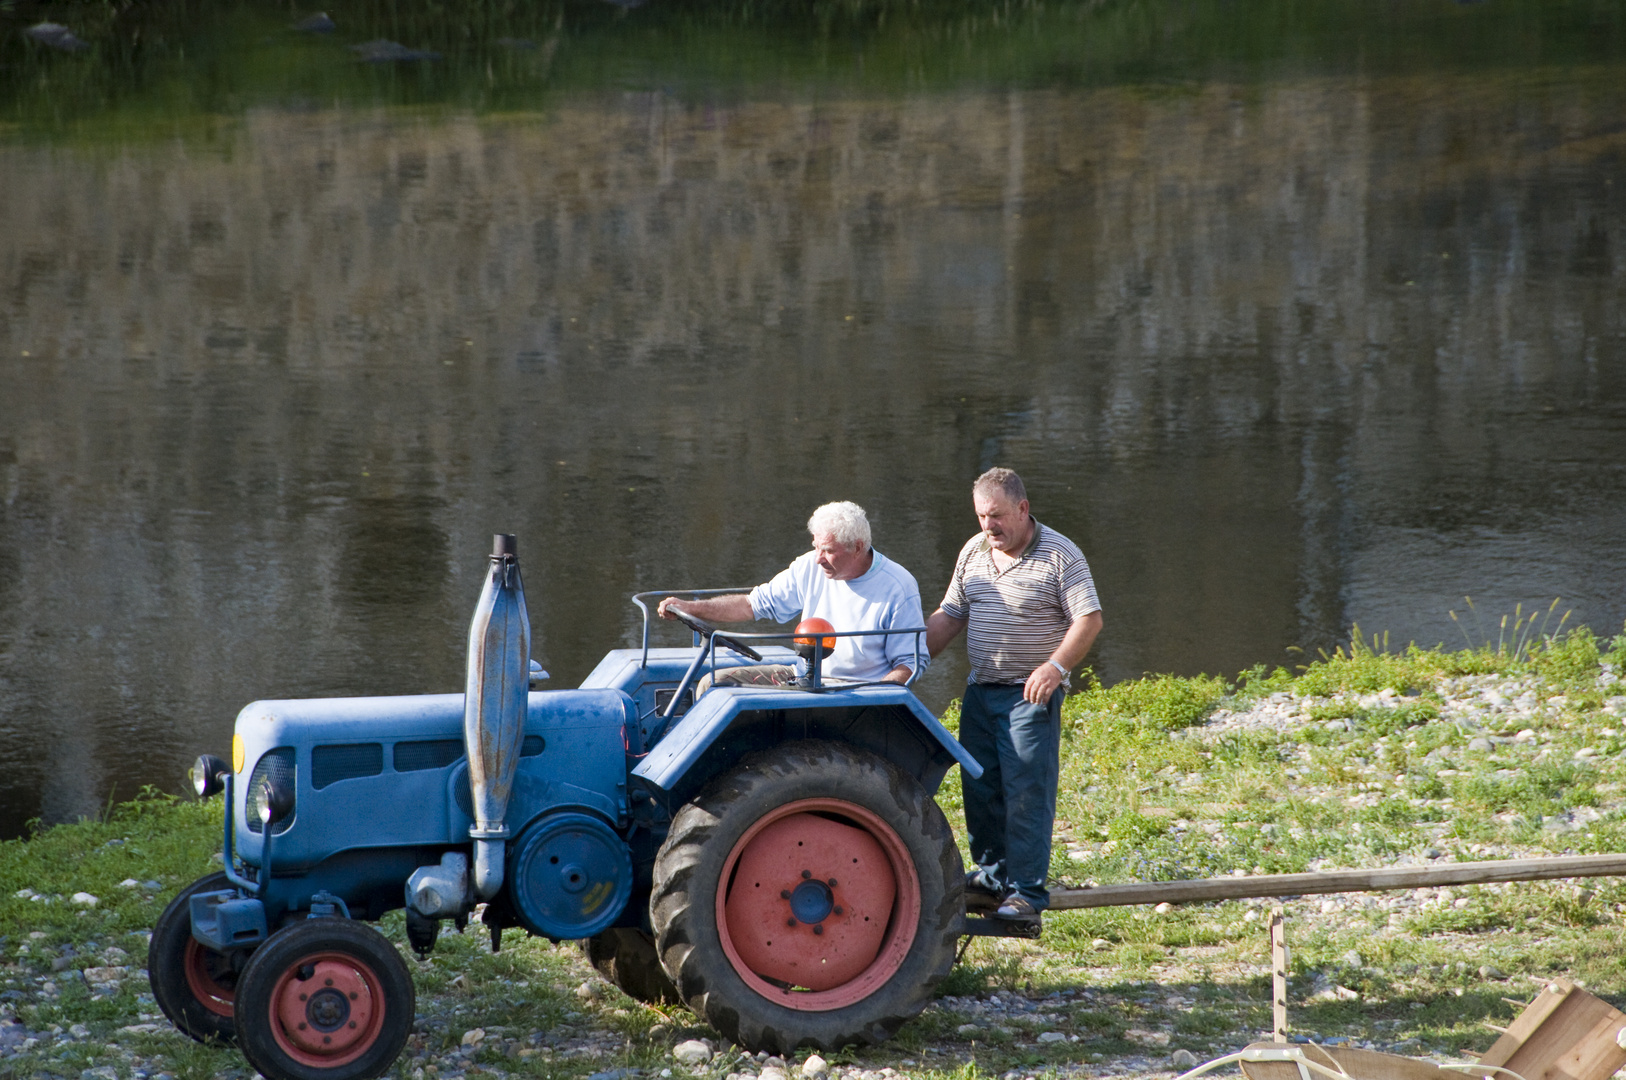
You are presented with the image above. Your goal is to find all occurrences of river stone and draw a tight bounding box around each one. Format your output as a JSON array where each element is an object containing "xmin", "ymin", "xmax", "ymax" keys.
[
  {"xmin": 1171, "ymin": 1049, "xmax": 1201, "ymax": 1069},
  {"xmin": 24, "ymin": 22, "xmax": 89, "ymax": 52},
  {"xmin": 673, "ymin": 1040, "xmax": 713, "ymax": 1065},
  {"xmin": 801, "ymin": 1054, "xmax": 829, "ymax": 1078},
  {"xmin": 1036, "ymin": 1031, "xmax": 1067, "ymax": 1043},
  {"xmin": 760, "ymin": 1068, "xmax": 789, "ymax": 1080}
]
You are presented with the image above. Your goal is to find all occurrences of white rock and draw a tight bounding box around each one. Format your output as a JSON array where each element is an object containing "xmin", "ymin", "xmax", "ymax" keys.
[
  {"xmin": 674, "ymin": 1040, "xmax": 713, "ymax": 1065},
  {"xmin": 70, "ymin": 893, "xmax": 99, "ymax": 907},
  {"xmin": 68, "ymin": 1023, "xmax": 90, "ymax": 1038},
  {"xmin": 118, "ymin": 879, "xmax": 141, "ymax": 889},
  {"xmin": 576, "ymin": 981, "xmax": 602, "ymax": 1001},
  {"xmin": 82, "ymin": 967, "xmax": 123, "ymax": 984},
  {"xmin": 760, "ymin": 1068, "xmax": 789, "ymax": 1080},
  {"xmin": 802, "ymin": 1054, "xmax": 829, "ymax": 1079},
  {"xmin": 1126, "ymin": 1028, "xmax": 1172, "ymax": 1047},
  {"xmin": 1091, "ymin": 937, "xmax": 1112, "ymax": 949},
  {"xmin": 1037, "ymin": 1031, "xmax": 1067, "ymax": 1043},
  {"xmin": 461, "ymin": 1028, "xmax": 486, "ymax": 1046},
  {"xmin": 1171, "ymin": 1049, "xmax": 1201, "ymax": 1069},
  {"xmin": 1155, "ymin": 902, "xmax": 1174, "ymax": 914}
]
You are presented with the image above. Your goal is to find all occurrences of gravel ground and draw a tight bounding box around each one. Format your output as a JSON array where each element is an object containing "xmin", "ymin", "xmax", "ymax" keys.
[{"xmin": 5, "ymin": 663, "xmax": 1626, "ymax": 1080}]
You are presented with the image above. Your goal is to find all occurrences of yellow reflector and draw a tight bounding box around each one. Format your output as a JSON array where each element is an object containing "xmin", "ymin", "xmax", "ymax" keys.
[{"xmin": 232, "ymin": 733, "xmax": 245, "ymax": 774}]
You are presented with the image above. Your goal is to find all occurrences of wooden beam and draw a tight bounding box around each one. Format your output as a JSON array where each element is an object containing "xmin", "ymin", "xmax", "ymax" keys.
[
  {"xmin": 1270, "ymin": 911, "xmax": 1288, "ymax": 1043},
  {"xmin": 1044, "ymin": 853, "xmax": 1626, "ymax": 910}
]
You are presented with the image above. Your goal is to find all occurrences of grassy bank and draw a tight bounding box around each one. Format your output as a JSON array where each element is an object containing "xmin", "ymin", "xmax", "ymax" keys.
[
  {"xmin": 3, "ymin": 620, "xmax": 1626, "ymax": 1080},
  {"xmin": 5, "ymin": 0, "xmax": 1625, "ymax": 141}
]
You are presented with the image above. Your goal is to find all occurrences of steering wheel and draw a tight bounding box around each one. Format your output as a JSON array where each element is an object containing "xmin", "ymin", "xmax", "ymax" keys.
[{"xmin": 669, "ymin": 607, "xmax": 763, "ymax": 662}]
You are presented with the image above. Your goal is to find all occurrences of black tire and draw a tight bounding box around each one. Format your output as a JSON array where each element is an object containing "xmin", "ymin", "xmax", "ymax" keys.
[
  {"xmin": 650, "ymin": 741, "xmax": 963, "ymax": 1053},
  {"xmin": 148, "ymin": 872, "xmax": 242, "ymax": 1045},
  {"xmin": 582, "ymin": 929, "xmax": 683, "ymax": 1004},
  {"xmin": 233, "ymin": 919, "xmax": 415, "ymax": 1080}
]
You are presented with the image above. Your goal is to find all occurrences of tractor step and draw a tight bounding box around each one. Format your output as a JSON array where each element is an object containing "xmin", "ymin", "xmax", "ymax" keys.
[{"xmin": 961, "ymin": 915, "xmax": 1042, "ymax": 939}]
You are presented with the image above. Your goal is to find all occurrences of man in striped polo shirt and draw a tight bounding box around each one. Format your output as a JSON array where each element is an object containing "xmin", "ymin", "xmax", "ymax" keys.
[{"xmin": 927, "ymin": 468, "xmax": 1103, "ymax": 922}]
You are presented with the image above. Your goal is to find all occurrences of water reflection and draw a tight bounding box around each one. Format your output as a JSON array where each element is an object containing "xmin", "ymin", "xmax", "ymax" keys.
[{"xmin": 1, "ymin": 47, "xmax": 1624, "ymax": 835}]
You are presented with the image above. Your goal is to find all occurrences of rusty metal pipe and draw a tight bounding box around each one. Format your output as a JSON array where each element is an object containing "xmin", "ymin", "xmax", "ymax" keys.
[{"xmin": 463, "ymin": 534, "xmax": 531, "ymax": 900}]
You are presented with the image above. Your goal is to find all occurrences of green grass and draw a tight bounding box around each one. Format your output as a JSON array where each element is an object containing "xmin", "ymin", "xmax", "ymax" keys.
[
  {"xmin": 4, "ymin": 619, "xmax": 1626, "ymax": 1077},
  {"xmin": 5, "ymin": 0, "xmax": 1625, "ymax": 142}
]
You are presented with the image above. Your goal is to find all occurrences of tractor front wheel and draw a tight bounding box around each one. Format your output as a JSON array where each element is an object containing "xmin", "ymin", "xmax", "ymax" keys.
[
  {"xmin": 233, "ymin": 919, "xmax": 414, "ymax": 1080},
  {"xmin": 650, "ymin": 741, "xmax": 963, "ymax": 1053},
  {"xmin": 148, "ymin": 872, "xmax": 242, "ymax": 1044}
]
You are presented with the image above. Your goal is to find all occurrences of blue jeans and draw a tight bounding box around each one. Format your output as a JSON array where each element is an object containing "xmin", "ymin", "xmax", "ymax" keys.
[{"xmin": 959, "ymin": 682, "xmax": 1062, "ymax": 910}]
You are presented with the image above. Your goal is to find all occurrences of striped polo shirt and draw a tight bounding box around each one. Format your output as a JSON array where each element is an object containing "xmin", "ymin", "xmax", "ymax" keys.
[{"xmin": 940, "ymin": 521, "xmax": 1101, "ymax": 685}]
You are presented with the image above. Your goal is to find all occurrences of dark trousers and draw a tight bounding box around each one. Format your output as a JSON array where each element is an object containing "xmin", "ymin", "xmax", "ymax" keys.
[{"xmin": 959, "ymin": 682, "xmax": 1062, "ymax": 909}]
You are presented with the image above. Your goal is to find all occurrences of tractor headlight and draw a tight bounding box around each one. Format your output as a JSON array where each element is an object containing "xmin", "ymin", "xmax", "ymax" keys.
[
  {"xmin": 258, "ymin": 776, "xmax": 295, "ymax": 827},
  {"xmin": 246, "ymin": 748, "xmax": 296, "ymax": 835},
  {"xmin": 190, "ymin": 754, "xmax": 230, "ymax": 799}
]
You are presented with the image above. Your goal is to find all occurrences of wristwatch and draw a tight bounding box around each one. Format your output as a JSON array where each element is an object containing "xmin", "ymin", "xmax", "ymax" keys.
[{"xmin": 1048, "ymin": 659, "xmax": 1070, "ymax": 684}]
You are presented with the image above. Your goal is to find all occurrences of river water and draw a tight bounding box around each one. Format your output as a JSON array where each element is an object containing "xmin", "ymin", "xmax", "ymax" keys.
[{"xmin": 2, "ymin": 0, "xmax": 1624, "ymax": 836}]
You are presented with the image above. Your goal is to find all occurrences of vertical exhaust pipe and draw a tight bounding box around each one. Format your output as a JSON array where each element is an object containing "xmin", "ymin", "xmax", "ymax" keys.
[{"xmin": 464, "ymin": 533, "xmax": 531, "ymax": 900}]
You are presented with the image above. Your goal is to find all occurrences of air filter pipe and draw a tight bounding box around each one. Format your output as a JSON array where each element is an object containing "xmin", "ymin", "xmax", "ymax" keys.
[{"xmin": 463, "ymin": 533, "xmax": 531, "ymax": 899}]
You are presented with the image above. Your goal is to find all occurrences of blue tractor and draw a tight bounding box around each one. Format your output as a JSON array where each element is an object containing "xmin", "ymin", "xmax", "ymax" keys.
[{"xmin": 150, "ymin": 536, "xmax": 987, "ymax": 1080}]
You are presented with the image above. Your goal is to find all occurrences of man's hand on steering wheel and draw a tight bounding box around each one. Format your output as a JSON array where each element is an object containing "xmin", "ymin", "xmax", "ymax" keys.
[{"xmin": 656, "ymin": 597, "xmax": 762, "ymax": 661}]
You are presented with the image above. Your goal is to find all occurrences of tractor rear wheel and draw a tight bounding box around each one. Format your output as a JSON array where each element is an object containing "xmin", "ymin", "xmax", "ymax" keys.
[
  {"xmin": 233, "ymin": 918, "xmax": 414, "ymax": 1080},
  {"xmin": 148, "ymin": 872, "xmax": 242, "ymax": 1044},
  {"xmin": 582, "ymin": 928, "xmax": 682, "ymax": 1004},
  {"xmin": 650, "ymin": 741, "xmax": 963, "ymax": 1053}
]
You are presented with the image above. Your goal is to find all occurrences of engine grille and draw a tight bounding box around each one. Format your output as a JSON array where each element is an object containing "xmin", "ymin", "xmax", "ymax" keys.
[
  {"xmin": 245, "ymin": 748, "xmax": 295, "ymax": 835},
  {"xmin": 311, "ymin": 743, "xmax": 383, "ymax": 789},
  {"xmin": 394, "ymin": 739, "xmax": 464, "ymax": 772}
]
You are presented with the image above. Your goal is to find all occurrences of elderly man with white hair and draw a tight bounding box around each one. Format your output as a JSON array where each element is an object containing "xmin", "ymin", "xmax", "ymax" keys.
[{"xmin": 657, "ymin": 501, "xmax": 926, "ymax": 686}]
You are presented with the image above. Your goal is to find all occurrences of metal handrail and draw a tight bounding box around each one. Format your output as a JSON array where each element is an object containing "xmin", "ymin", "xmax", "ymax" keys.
[{"xmin": 632, "ymin": 588, "xmax": 755, "ymax": 668}]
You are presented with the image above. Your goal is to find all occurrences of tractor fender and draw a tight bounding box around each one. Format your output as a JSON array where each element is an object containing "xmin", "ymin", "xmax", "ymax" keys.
[{"xmin": 632, "ymin": 684, "xmax": 981, "ymax": 806}]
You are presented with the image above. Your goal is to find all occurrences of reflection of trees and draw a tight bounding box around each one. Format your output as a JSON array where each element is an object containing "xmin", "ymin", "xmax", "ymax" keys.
[{"xmin": 1, "ymin": 73, "xmax": 1623, "ymax": 833}]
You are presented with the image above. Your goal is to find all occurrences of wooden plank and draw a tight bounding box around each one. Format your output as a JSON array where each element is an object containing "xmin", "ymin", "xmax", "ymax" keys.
[
  {"xmin": 1238, "ymin": 1042, "xmax": 1453, "ymax": 1080},
  {"xmin": 1045, "ymin": 854, "xmax": 1626, "ymax": 910},
  {"xmin": 1480, "ymin": 982, "xmax": 1572, "ymax": 1069},
  {"xmin": 1473, "ymin": 979, "xmax": 1626, "ymax": 1080},
  {"xmin": 1270, "ymin": 912, "xmax": 1288, "ymax": 1043}
]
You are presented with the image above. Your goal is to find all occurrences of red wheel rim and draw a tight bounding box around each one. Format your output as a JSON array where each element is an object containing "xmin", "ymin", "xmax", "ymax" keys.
[
  {"xmin": 715, "ymin": 798, "xmax": 921, "ymax": 1012},
  {"xmin": 182, "ymin": 938, "xmax": 236, "ymax": 1018},
  {"xmin": 266, "ymin": 951, "xmax": 387, "ymax": 1068}
]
